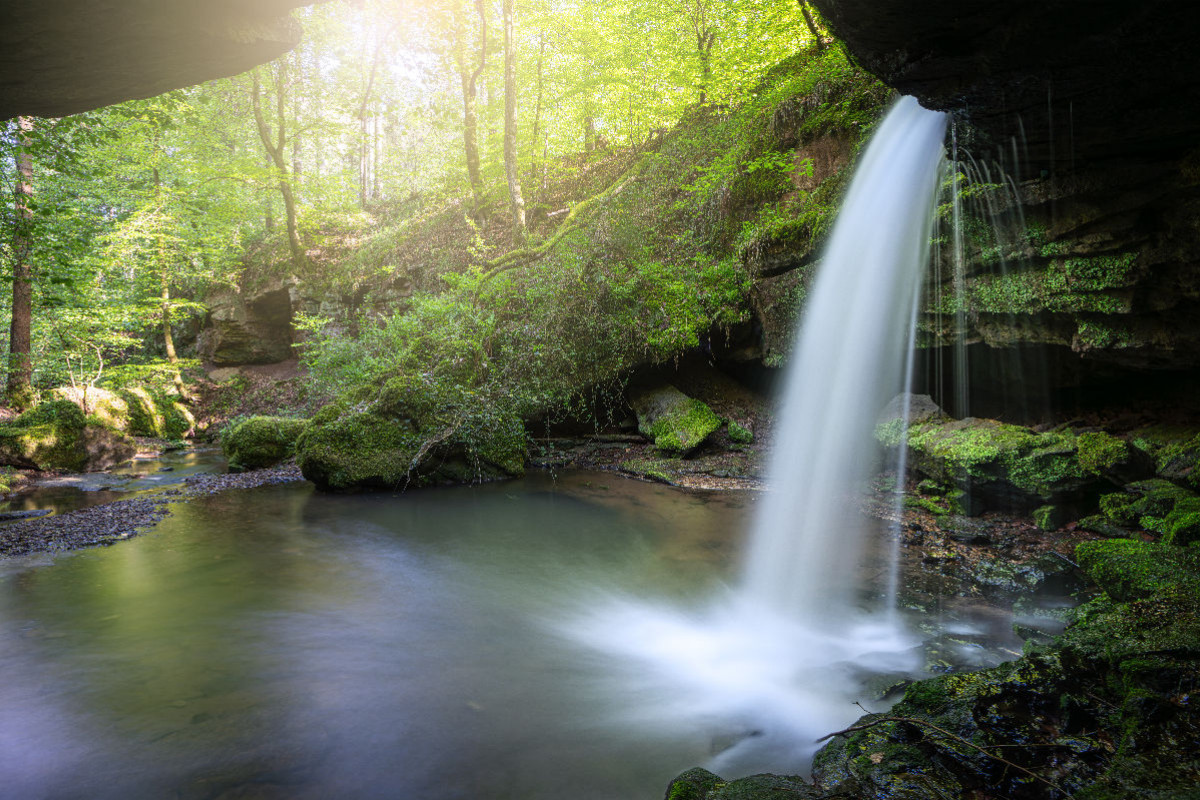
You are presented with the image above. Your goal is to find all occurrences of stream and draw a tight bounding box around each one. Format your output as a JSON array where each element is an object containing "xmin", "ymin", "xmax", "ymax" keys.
[{"xmin": 0, "ymin": 467, "xmax": 1073, "ymax": 799}]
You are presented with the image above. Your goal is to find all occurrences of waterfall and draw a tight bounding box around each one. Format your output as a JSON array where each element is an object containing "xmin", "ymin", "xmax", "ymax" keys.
[
  {"xmin": 742, "ymin": 96, "xmax": 947, "ymax": 625},
  {"xmin": 561, "ymin": 96, "xmax": 951, "ymax": 776}
]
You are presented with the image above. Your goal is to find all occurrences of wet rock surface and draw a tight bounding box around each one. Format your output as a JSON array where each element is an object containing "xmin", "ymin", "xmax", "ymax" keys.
[{"xmin": 1, "ymin": 1, "xmax": 323, "ymax": 119}]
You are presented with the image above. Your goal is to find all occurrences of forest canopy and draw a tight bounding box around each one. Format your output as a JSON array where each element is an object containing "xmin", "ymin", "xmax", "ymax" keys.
[{"xmin": 0, "ymin": 0, "xmax": 834, "ymax": 414}]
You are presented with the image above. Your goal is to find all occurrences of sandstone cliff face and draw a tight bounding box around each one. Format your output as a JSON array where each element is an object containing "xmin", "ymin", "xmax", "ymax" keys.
[
  {"xmin": 808, "ymin": 0, "xmax": 1200, "ymax": 405},
  {"xmin": 197, "ymin": 283, "xmax": 296, "ymax": 367},
  {"xmin": 0, "ymin": 0, "xmax": 328, "ymax": 119}
]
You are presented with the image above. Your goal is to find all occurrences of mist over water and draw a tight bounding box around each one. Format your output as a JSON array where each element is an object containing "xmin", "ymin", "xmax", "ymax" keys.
[{"xmin": 567, "ymin": 96, "xmax": 949, "ymax": 774}]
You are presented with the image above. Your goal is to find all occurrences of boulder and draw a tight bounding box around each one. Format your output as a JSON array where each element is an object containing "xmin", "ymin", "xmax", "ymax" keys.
[
  {"xmin": 882, "ymin": 416, "xmax": 1134, "ymax": 513},
  {"xmin": 0, "ymin": 401, "xmax": 135, "ymax": 472},
  {"xmin": 198, "ymin": 283, "xmax": 295, "ymax": 366},
  {"xmin": 51, "ymin": 386, "xmax": 130, "ymax": 431},
  {"xmin": 627, "ymin": 384, "xmax": 721, "ymax": 456},
  {"xmin": 51, "ymin": 384, "xmax": 194, "ymax": 440},
  {"xmin": 222, "ymin": 416, "xmax": 308, "ymax": 471},
  {"xmin": 296, "ymin": 375, "xmax": 525, "ymax": 491},
  {"xmin": 117, "ymin": 388, "xmax": 195, "ymax": 439}
]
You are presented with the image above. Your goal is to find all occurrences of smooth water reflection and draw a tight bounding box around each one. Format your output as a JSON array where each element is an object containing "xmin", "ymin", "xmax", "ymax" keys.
[
  {"xmin": 0, "ymin": 473, "xmax": 752, "ymax": 799},
  {"xmin": 0, "ymin": 472, "xmax": 1052, "ymax": 799}
]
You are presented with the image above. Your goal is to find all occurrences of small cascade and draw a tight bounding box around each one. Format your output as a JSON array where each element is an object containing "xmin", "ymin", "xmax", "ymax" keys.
[{"xmin": 742, "ymin": 96, "xmax": 948, "ymax": 625}]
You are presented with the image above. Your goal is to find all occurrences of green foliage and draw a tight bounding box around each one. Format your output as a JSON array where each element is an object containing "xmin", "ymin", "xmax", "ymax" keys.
[{"xmin": 99, "ymin": 360, "xmax": 202, "ymax": 393}]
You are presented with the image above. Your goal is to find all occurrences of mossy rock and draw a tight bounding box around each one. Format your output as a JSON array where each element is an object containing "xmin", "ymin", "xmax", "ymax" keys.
[
  {"xmin": 1032, "ymin": 503, "xmax": 1069, "ymax": 530},
  {"xmin": 727, "ymin": 420, "xmax": 754, "ymax": 444},
  {"xmin": 50, "ymin": 386, "xmax": 130, "ymax": 431},
  {"xmin": 1097, "ymin": 479, "xmax": 1200, "ymax": 537},
  {"xmin": 296, "ymin": 374, "xmax": 525, "ymax": 491},
  {"xmin": 222, "ymin": 416, "xmax": 308, "ymax": 471},
  {"xmin": 1130, "ymin": 425, "xmax": 1200, "ymax": 489},
  {"xmin": 1162, "ymin": 510, "xmax": 1200, "ymax": 545},
  {"xmin": 1075, "ymin": 430, "xmax": 1152, "ymax": 483},
  {"xmin": 117, "ymin": 387, "xmax": 194, "ymax": 439},
  {"xmin": 618, "ymin": 457, "xmax": 677, "ymax": 484},
  {"xmin": 664, "ymin": 768, "xmax": 822, "ymax": 800},
  {"xmin": 899, "ymin": 417, "xmax": 1103, "ymax": 512},
  {"xmin": 628, "ymin": 383, "xmax": 720, "ymax": 456},
  {"xmin": 1076, "ymin": 540, "xmax": 1200, "ymax": 603},
  {"xmin": 1078, "ymin": 514, "xmax": 1134, "ymax": 538},
  {"xmin": 0, "ymin": 400, "xmax": 135, "ymax": 472},
  {"xmin": 803, "ymin": 539, "xmax": 1200, "ymax": 800},
  {"xmin": 1155, "ymin": 432, "xmax": 1200, "ymax": 490}
]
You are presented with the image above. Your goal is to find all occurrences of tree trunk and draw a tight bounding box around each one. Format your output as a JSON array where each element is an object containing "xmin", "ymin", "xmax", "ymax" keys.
[
  {"xmin": 798, "ymin": 1, "xmax": 827, "ymax": 50},
  {"xmin": 161, "ymin": 281, "xmax": 177, "ymax": 365},
  {"xmin": 251, "ymin": 66, "xmax": 305, "ymax": 269},
  {"xmin": 527, "ymin": 29, "xmax": 546, "ymax": 198},
  {"xmin": 152, "ymin": 163, "xmax": 178, "ymax": 367},
  {"xmin": 6, "ymin": 117, "xmax": 35, "ymax": 409},
  {"xmin": 502, "ymin": 0, "xmax": 526, "ymax": 241},
  {"xmin": 455, "ymin": 0, "xmax": 487, "ymax": 220},
  {"xmin": 358, "ymin": 32, "xmax": 383, "ymax": 209},
  {"xmin": 696, "ymin": 29, "xmax": 715, "ymax": 105}
]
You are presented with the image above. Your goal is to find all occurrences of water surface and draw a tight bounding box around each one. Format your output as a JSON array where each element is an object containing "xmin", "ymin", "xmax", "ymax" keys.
[{"xmin": 0, "ymin": 472, "xmax": 1058, "ymax": 799}]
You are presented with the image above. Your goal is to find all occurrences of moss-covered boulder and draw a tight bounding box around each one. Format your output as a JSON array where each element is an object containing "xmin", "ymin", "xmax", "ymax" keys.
[
  {"xmin": 117, "ymin": 387, "xmax": 194, "ymax": 439},
  {"xmin": 1076, "ymin": 539, "xmax": 1200, "ymax": 603},
  {"xmin": 883, "ymin": 417, "xmax": 1148, "ymax": 514},
  {"xmin": 50, "ymin": 386, "xmax": 130, "ymax": 430},
  {"xmin": 1130, "ymin": 424, "xmax": 1200, "ymax": 490},
  {"xmin": 222, "ymin": 416, "xmax": 308, "ymax": 471},
  {"xmin": 663, "ymin": 768, "xmax": 822, "ymax": 800},
  {"xmin": 0, "ymin": 400, "xmax": 135, "ymax": 472},
  {"xmin": 628, "ymin": 384, "xmax": 721, "ymax": 456},
  {"xmin": 1093, "ymin": 478, "xmax": 1200, "ymax": 542},
  {"xmin": 296, "ymin": 375, "xmax": 525, "ymax": 491}
]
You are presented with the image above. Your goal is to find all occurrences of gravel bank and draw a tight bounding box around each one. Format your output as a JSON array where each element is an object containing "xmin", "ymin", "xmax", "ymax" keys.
[{"xmin": 0, "ymin": 464, "xmax": 305, "ymax": 560}]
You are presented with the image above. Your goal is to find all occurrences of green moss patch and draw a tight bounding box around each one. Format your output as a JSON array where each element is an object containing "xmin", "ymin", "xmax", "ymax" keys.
[{"xmin": 222, "ymin": 416, "xmax": 309, "ymax": 471}]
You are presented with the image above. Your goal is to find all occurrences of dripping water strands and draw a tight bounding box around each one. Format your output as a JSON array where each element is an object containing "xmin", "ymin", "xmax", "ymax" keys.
[
  {"xmin": 937, "ymin": 127, "xmax": 1052, "ymax": 425},
  {"xmin": 951, "ymin": 124, "xmax": 970, "ymax": 421},
  {"xmin": 562, "ymin": 96, "xmax": 949, "ymax": 776}
]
